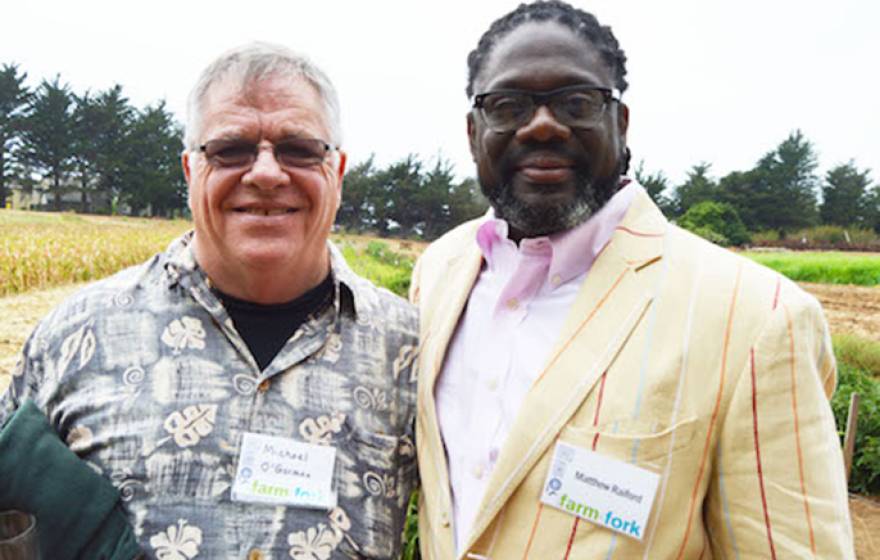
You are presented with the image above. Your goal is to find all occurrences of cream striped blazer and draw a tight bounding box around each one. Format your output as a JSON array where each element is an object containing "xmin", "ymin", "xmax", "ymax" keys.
[{"xmin": 410, "ymin": 188, "xmax": 854, "ymax": 559}]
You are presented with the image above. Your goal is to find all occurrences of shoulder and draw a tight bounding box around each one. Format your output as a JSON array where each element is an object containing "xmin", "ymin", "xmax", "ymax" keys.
[
  {"xmin": 328, "ymin": 243, "xmax": 418, "ymax": 340},
  {"xmin": 668, "ymin": 223, "xmax": 816, "ymax": 302},
  {"xmin": 418, "ymin": 218, "xmax": 482, "ymax": 268},
  {"xmin": 27, "ymin": 252, "xmax": 168, "ymax": 351}
]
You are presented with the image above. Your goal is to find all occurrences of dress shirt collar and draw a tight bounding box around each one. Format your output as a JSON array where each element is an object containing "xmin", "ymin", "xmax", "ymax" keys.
[{"xmin": 475, "ymin": 178, "xmax": 638, "ymax": 288}]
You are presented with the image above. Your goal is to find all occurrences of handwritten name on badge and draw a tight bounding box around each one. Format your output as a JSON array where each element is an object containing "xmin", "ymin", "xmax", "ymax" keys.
[
  {"xmin": 232, "ymin": 432, "xmax": 337, "ymax": 509},
  {"xmin": 540, "ymin": 441, "xmax": 659, "ymax": 540}
]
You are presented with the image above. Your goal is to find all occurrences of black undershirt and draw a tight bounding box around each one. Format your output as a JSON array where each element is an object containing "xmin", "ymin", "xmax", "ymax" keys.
[{"xmin": 214, "ymin": 274, "xmax": 334, "ymax": 371}]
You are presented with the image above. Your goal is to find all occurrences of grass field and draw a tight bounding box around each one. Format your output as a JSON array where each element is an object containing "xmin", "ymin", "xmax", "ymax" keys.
[
  {"xmin": 0, "ymin": 210, "xmax": 190, "ymax": 297},
  {"xmin": 0, "ymin": 209, "xmax": 423, "ymax": 297},
  {"xmin": 743, "ymin": 250, "xmax": 880, "ymax": 286}
]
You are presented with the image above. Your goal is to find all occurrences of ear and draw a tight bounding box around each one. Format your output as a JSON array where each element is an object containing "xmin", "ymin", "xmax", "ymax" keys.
[
  {"xmin": 334, "ymin": 150, "xmax": 347, "ymax": 209},
  {"xmin": 617, "ymin": 101, "xmax": 630, "ymax": 140},
  {"xmin": 181, "ymin": 150, "xmax": 194, "ymax": 211},
  {"xmin": 182, "ymin": 150, "xmax": 192, "ymax": 184},
  {"xmin": 467, "ymin": 111, "xmax": 478, "ymax": 162},
  {"xmin": 335, "ymin": 150, "xmax": 347, "ymax": 190}
]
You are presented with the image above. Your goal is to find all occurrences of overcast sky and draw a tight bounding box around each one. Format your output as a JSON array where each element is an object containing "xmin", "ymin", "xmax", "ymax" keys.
[{"xmin": 3, "ymin": 0, "xmax": 877, "ymax": 188}]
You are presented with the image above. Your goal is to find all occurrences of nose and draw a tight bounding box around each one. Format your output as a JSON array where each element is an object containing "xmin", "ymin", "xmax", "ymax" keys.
[
  {"xmin": 515, "ymin": 105, "xmax": 571, "ymax": 143},
  {"xmin": 244, "ymin": 144, "xmax": 289, "ymax": 189}
]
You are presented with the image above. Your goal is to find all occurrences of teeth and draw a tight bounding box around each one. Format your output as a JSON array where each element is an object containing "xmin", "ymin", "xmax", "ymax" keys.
[{"xmin": 241, "ymin": 209, "xmax": 290, "ymax": 216}]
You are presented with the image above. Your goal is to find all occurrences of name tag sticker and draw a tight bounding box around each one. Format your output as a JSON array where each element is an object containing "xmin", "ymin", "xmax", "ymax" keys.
[
  {"xmin": 232, "ymin": 432, "xmax": 337, "ymax": 509},
  {"xmin": 540, "ymin": 440, "xmax": 660, "ymax": 540}
]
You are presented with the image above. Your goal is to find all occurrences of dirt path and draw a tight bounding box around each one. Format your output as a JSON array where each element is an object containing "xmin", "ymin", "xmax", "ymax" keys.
[{"xmin": 800, "ymin": 282, "xmax": 880, "ymax": 343}]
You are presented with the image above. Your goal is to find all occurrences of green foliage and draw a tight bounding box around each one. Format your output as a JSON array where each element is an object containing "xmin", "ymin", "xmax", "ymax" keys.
[
  {"xmin": 634, "ymin": 160, "xmax": 672, "ymax": 215},
  {"xmin": 119, "ymin": 102, "xmax": 186, "ymax": 217},
  {"xmin": 335, "ymin": 154, "xmax": 488, "ymax": 240},
  {"xmin": 821, "ymin": 162, "xmax": 873, "ymax": 228},
  {"xmin": 678, "ymin": 201, "xmax": 750, "ymax": 247},
  {"xmin": 751, "ymin": 225, "xmax": 880, "ymax": 248},
  {"xmin": 831, "ymin": 351, "xmax": 880, "ymax": 494},
  {"xmin": 834, "ymin": 334, "xmax": 880, "ymax": 378},
  {"xmin": 0, "ymin": 63, "xmax": 31, "ymax": 207},
  {"xmin": 672, "ymin": 162, "xmax": 718, "ymax": 217},
  {"xmin": 340, "ymin": 241, "xmax": 414, "ymax": 297},
  {"xmin": 19, "ymin": 76, "xmax": 76, "ymax": 210},
  {"xmin": 1, "ymin": 62, "xmax": 187, "ymax": 217},
  {"xmin": 402, "ymin": 490, "xmax": 420, "ymax": 560},
  {"xmin": 742, "ymin": 251, "xmax": 880, "ymax": 286}
]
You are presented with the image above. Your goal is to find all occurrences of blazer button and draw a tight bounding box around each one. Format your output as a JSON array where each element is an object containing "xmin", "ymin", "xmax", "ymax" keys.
[{"xmin": 441, "ymin": 511, "xmax": 451, "ymax": 528}]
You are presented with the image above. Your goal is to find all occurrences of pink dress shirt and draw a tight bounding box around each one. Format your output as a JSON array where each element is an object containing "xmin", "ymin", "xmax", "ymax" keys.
[{"xmin": 435, "ymin": 181, "xmax": 638, "ymax": 551}]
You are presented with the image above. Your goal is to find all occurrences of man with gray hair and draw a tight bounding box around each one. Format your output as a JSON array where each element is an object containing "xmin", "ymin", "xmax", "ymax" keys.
[{"xmin": 0, "ymin": 42, "xmax": 418, "ymax": 558}]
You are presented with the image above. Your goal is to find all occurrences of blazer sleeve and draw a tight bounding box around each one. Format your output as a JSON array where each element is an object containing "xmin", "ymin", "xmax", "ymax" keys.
[{"xmin": 704, "ymin": 291, "xmax": 854, "ymax": 558}]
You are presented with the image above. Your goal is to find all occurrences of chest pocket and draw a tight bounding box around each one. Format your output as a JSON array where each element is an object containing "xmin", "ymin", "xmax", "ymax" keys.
[{"xmin": 558, "ymin": 416, "xmax": 698, "ymax": 471}]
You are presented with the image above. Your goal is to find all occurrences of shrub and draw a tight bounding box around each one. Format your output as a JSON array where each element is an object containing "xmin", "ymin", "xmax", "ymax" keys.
[
  {"xmin": 834, "ymin": 334, "xmax": 880, "ymax": 377},
  {"xmin": 831, "ymin": 359, "xmax": 880, "ymax": 494},
  {"xmin": 339, "ymin": 243, "xmax": 413, "ymax": 297},
  {"xmin": 751, "ymin": 225, "xmax": 880, "ymax": 251},
  {"xmin": 678, "ymin": 201, "xmax": 751, "ymax": 247}
]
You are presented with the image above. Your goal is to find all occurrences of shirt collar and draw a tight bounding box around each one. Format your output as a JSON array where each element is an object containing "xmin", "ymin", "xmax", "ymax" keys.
[
  {"xmin": 163, "ymin": 232, "xmax": 361, "ymax": 319},
  {"xmin": 475, "ymin": 178, "xmax": 638, "ymax": 287}
]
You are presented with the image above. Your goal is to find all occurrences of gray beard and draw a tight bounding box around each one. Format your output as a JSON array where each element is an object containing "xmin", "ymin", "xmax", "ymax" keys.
[{"xmin": 488, "ymin": 172, "xmax": 617, "ymax": 238}]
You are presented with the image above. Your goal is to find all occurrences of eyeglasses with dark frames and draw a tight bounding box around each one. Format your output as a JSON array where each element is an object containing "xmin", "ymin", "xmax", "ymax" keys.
[
  {"xmin": 472, "ymin": 85, "xmax": 619, "ymax": 133},
  {"xmin": 198, "ymin": 137, "xmax": 337, "ymax": 169}
]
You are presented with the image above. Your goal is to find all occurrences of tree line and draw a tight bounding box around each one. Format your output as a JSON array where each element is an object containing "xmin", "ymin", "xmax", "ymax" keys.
[
  {"xmin": 0, "ymin": 63, "xmax": 185, "ymax": 216},
  {"xmin": 2, "ymin": 62, "xmax": 877, "ymax": 242},
  {"xmin": 636, "ymin": 130, "xmax": 879, "ymax": 245}
]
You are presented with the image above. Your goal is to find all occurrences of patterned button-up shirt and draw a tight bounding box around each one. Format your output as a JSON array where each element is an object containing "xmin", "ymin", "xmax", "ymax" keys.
[{"xmin": 0, "ymin": 232, "xmax": 419, "ymax": 559}]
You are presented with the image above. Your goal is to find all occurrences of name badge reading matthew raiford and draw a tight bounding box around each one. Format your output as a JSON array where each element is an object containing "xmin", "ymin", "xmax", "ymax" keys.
[
  {"xmin": 232, "ymin": 432, "xmax": 337, "ymax": 509},
  {"xmin": 541, "ymin": 441, "xmax": 660, "ymax": 540}
]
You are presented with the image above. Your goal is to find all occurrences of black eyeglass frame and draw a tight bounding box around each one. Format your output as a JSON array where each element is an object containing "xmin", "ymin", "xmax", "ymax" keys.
[
  {"xmin": 472, "ymin": 84, "xmax": 620, "ymax": 132},
  {"xmin": 197, "ymin": 137, "xmax": 338, "ymax": 169}
]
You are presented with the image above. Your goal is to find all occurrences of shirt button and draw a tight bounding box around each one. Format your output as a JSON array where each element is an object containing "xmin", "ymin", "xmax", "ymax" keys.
[
  {"xmin": 257, "ymin": 380, "xmax": 270, "ymax": 393},
  {"xmin": 506, "ymin": 298, "xmax": 519, "ymax": 310},
  {"xmin": 486, "ymin": 378, "xmax": 498, "ymax": 392},
  {"xmin": 248, "ymin": 550, "xmax": 263, "ymax": 560},
  {"xmin": 551, "ymin": 274, "xmax": 562, "ymax": 286},
  {"xmin": 472, "ymin": 464, "xmax": 485, "ymax": 479},
  {"xmin": 489, "ymin": 448, "xmax": 499, "ymax": 463}
]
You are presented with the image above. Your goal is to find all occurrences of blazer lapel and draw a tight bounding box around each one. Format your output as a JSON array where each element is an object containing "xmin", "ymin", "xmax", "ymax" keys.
[
  {"xmin": 462, "ymin": 189, "xmax": 668, "ymax": 552},
  {"xmin": 416, "ymin": 225, "xmax": 484, "ymax": 557}
]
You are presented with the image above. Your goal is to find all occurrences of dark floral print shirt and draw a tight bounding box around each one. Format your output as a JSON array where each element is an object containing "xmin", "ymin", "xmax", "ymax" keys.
[{"xmin": 0, "ymin": 232, "xmax": 419, "ymax": 559}]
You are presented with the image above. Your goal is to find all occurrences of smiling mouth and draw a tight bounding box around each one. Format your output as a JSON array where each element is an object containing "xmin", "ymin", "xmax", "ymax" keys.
[{"xmin": 233, "ymin": 208, "xmax": 297, "ymax": 216}]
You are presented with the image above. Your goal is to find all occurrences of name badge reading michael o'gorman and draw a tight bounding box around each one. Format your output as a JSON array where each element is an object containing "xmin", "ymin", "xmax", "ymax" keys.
[
  {"xmin": 232, "ymin": 432, "xmax": 337, "ymax": 509},
  {"xmin": 541, "ymin": 441, "xmax": 659, "ymax": 540}
]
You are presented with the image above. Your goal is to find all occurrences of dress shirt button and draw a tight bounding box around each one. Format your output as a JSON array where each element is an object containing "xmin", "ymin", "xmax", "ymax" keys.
[
  {"xmin": 486, "ymin": 378, "xmax": 498, "ymax": 392},
  {"xmin": 472, "ymin": 464, "xmax": 485, "ymax": 480},
  {"xmin": 506, "ymin": 298, "xmax": 519, "ymax": 310},
  {"xmin": 489, "ymin": 447, "xmax": 499, "ymax": 463},
  {"xmin": 551, "ymin": 274, "xmax": 562, "ymax": 287},
  {"xmin": 247, "ymin": 549, "xmax": 263, "ymax": 560},
  {"xmin": 257, "ymin": 379, "xmax": 270, "ymax": 393}
]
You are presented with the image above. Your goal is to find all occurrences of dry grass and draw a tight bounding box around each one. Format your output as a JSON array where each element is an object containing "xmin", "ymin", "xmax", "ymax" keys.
[
  {"xmin": 851, "ymin": 494, "xmax": 880, "ymax": 558},
  {"xmin": 0, "ymin": 209, "xmax": 189, "ymax": 296}
]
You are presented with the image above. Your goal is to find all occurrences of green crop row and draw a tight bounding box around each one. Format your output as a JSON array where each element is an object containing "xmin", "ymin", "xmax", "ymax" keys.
[{"xmin": 743, "ymin": 251, "xmax": 880, "ymax": 286}]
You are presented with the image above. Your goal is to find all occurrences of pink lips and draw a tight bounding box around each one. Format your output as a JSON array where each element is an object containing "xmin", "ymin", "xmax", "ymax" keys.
[{"xmin": 515, "ymin": 155, "xmax": 574, "ymax": 183}]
